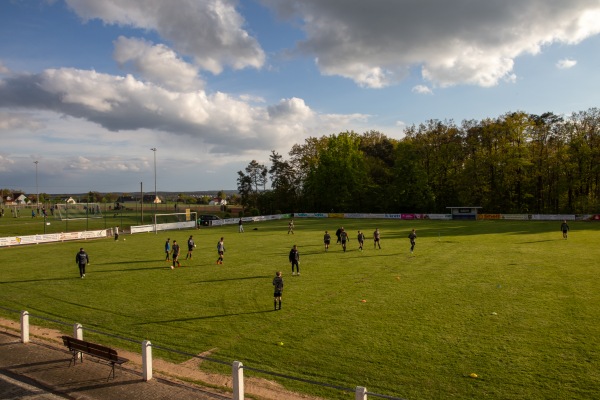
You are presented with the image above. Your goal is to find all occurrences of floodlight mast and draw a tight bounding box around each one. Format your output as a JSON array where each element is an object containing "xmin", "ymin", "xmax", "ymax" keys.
[
  {"xmin": 150, "ymin": 148, "xmax": 157, "ymax": 210},
  {"xmin": 34, "ymin": 161, "xmax": 39, "ymax": 209}
]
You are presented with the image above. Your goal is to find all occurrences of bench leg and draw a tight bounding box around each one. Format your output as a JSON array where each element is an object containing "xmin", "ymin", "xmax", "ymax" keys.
[
  {"xmin": 68, "ymin": 350, "xmax": 82, "ymax": 367},
  {"xmin": 107, "ymin": 362, "xmax": 116, "ymax": 381}
]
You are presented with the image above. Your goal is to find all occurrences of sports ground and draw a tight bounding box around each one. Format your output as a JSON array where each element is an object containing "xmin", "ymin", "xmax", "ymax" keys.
[{"xmin": 1, "ymin": 218, "xmax": 599, "ymax": 399}]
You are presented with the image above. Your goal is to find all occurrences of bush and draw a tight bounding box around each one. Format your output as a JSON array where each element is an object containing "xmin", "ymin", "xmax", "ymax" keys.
[
  {"xmin": 238, "ymin": 210, "xmax": 245, "ymax": 218},
  {"xmin": 249, "ymin": 208, "xmax": 260, "ymax": 216}
]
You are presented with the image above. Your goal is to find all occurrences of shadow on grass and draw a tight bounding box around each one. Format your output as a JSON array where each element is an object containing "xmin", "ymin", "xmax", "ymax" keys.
[
  {"xmin": 193, "ymin": 275, "xmax": 270, "ymax": 284},
  {"xmin": 518, "ymin": 239, "xmax": 560, "ymax": 244},
  {"xmin": 135, "ymin": 309, "xmax": 274, "ymax": 324}
]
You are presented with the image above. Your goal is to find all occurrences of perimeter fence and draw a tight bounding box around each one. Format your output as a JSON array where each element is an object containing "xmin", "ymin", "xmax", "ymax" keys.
[{"xmin": 0, "ymin": 306, "xmax": 407, "ymax": 400}]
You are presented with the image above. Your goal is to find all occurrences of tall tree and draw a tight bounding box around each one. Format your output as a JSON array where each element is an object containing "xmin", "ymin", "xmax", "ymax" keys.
[
  {"xmin": 269, "ymin": 151, "xmax": 298, "ymax": 212},
  {"xmin": 237, "ymin": 160, "xmax": 267, "ymax": 210},
  {"xmin": 306, "ymin": 132, "xmax": 368, "ymax": 212}
]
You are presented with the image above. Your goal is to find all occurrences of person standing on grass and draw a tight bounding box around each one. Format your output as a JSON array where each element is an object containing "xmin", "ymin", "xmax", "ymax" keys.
[
  {"xmin": 75, "ymin": 247, "xmax": 89, "ymax": 278},
  {"xmin": 323, "ymin": 230, "xmax": 331, "ymax": 251},
  {"xmin": 374, "ymin": 228, "xmax": 382, "ymax": 249},
  {"xmin": 357, "ymin": 230, "xmax": 365, "ymax": 251},
  {"xmin": 273, "ymin": 271, "xmax": 283, "ymax": 310},
  {"xmin": 186, "ymin": 235, "xmax": 195, "ymax": 259},
  {"xmin": 288, "ymin": 219, "xmax": 295, "ymax": 234},
  {"xmin": 238, "ymin": 218, "xmax": 244, "ymax": 233},
  {"xmin": 561, "ymin": 220, "xmax": 569, "ymax": 239},
  {"xmin": 114, "ymin": 226, "xmax": 119, "ymax": 241},
  {"xmin": 335, "ymin": 227, "xmax": 342, "ymax": 244},
  {"xmin": 171, "ymin": 240, "xmax": 181, "ymax": 269},
  {"xmin": 409, "ymin": 229, "xmax": 417, "ymax": 254},
  {"xmin": 340, "ymin": 228, "xmax": 349, "ymax": 252},
  {"xmin": 216, "ymin": 237, "xmax": 225, "ymax": 264},
  {"xmin": 289, "ymin": 245, "xmax": 300, "ymax": 275},
  {"xmin": 164, "ymin": 238, "xmax": 171, "ymax": 261}
]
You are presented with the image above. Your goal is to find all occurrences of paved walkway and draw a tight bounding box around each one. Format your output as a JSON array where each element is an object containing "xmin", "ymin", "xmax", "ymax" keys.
[{"xmin": 0, "ymin": 330, "xmax": 230, "ymax": 400}]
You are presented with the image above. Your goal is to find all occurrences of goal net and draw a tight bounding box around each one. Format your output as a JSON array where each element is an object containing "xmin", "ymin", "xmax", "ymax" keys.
[
  {"xmin": 154, "ymin": 211, "xmax": 197, "ymax": 232},
  {"xmin": 55, "ymin": 203, "xmax": 104, "ymax": 221}
]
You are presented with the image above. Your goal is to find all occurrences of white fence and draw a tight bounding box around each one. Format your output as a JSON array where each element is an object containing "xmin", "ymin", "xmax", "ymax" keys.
[{"xmin": 7, "ymin": 308, "xmax": 405, "ymax": 400}]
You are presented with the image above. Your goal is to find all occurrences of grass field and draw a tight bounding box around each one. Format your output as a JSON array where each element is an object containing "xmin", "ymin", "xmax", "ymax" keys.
[{"xmin": 1, "ymin": 218, "xmax": 599, "ymax": 399}]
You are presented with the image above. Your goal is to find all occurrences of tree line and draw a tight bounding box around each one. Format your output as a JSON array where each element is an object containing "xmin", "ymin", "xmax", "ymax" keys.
[{"xmin": 237, "ymin": 108, "xmax": 600, "ymax": 215}]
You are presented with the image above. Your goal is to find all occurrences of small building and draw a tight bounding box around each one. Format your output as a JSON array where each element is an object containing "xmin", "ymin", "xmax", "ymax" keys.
[{"xmin": 446, "ymin": 206, "xmax": 482, "ymax": 220}]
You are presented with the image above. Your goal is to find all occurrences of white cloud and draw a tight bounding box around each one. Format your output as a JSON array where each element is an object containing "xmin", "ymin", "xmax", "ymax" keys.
[
  {"xmin": 556, "ymin": 58, "xmax": 577, "ymax": 69},
  {"xmin": 113, "ymin": 36, "xmax": 204, "ymax": 91},
  {"xmin": 0, "ymin": 62, "xmax": 9, "ymax": 74},
  {"xmin": 0, "ymin": 67, "xmax": 368, "ymax": 156},
  {"xmin": 262, "ymin": 0, "xmax": 600, "ymax": 88},
  {"xmin": 412, "ymin": 85, "xmax": 433, "ymax": 95},
  {"xmin": 0, "ymin": 112, "xmax": 44, "ymax": 131},
  {"xmin": 66, "ymin": 0, "xmax": 265, "ymax": 74}
]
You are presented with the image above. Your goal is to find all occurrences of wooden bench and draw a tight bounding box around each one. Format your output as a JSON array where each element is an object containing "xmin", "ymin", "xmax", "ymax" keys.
[{"xmin": 61, "ymin": 336, "xmax": 129, "ymax": 380}]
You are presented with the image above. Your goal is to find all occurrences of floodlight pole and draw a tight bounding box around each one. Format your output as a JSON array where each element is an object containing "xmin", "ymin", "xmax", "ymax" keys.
[
  {"xmin": 150, "ymin": 148, "xmax": 157, "ymax": 211},
  {"xmin": 34, "ymin": 161, "xmax": 39, "ymax": 211}
]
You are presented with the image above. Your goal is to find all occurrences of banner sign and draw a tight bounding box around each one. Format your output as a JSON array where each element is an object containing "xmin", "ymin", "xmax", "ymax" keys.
[
  {"xmin": 530, "ymin": 214, "xmax": 575, "ymax": 221},
  {"xmin": 478, "ymin": 214, "xmax": 502, "ymax": 220},
  {"xmin": 0, "ymin": 229, "xmax": 108, "ymax": 247}
]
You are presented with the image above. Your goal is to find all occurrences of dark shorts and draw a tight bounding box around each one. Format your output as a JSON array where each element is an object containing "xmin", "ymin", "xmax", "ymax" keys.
[
  {"xmin": 374, "ymin": 238, "xmax": 380, "ymax": 242},
  {"xmin": 188, "ymin": 246, "xmax": 194, "ymax": 251},
  {"xmin": 218, "ymin": 251, "xmax": 224, "ymax": 256},
  {"xmin": 324, "ymin": 240, "xmax": 330, "ymax": 245},
  {"xmin": 274, "ymin": 290, "xmax": 282, "ymax": 297}
]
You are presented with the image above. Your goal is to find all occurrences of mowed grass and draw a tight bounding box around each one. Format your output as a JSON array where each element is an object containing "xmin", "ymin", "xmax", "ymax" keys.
[{"xmin": 1, "ymin": 219, "xmax": 600, "ymax": 399}]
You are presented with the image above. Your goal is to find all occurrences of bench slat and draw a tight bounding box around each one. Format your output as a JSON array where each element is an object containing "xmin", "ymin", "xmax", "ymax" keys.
[{"xmin": 61, "ymin": 336, "xmax": 129, "ymax": 365}]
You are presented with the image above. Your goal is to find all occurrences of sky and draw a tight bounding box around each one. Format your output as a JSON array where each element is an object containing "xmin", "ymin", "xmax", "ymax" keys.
[{"xmin": 1, "ymin": 0, "xmax": 599, "ymax": 194}]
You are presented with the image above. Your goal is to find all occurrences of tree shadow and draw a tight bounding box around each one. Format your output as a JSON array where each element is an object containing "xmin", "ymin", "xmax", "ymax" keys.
[{"xmin": 135, "ymin": 309, "xmax": 274, "ymax": 324}]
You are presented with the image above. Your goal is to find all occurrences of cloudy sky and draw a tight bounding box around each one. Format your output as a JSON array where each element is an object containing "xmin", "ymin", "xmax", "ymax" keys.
[{"xmin": 1, "ymin": 0, "xmax": 599, "ymax": 194}]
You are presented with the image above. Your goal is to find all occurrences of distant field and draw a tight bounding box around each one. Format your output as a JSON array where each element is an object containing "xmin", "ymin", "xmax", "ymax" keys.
[
  {"xmin": 1, "ymin": 219, "xmax": 599, "ymax": 399},
  {"xmin": 0, "ymin": 203, "xmax": 231, "ymax": 237}
]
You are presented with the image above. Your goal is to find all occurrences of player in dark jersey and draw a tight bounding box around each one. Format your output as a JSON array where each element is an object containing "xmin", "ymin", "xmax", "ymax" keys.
[
  {"xmin": 289, "ymin": 245, "xmax": 300, "ymax": 275},
  {"xmin": 408, "ymin": 229, "xmax": 417, "ymax": 253},
  {"xmin": 357, "ymin": 230, "xmax": 365, "ymax": 251},
  {"xmin": 340, "ymin": 228, "xmax": 349, "ymax": 252},
  {"xmin": 186, "ymin": 235, "xmax": 195, "ymax": 259},
  {"xmin": 373, "ymin": 228, "xmax": 381, "ymax": 249},
  {"xmin": 323, "ymin": 231, "xmax": 331, "ymax": 251},
  {"xmin": 171, "ymin": 240, "xmax": 181, "ymax": 268},
  {"xmin": 273, "ymin": 271, "xmax": 283, "ymax": 310}
]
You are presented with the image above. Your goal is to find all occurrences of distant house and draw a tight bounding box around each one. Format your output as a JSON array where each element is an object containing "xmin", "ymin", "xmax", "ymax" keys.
[
  {"xmin": 63, "ymin": 197, "xmax": 76, "ymax": 204},
  {"xmin": 209, "ymin": 198, "xmax": 227, "ymax": 206},
  {"xmin": 15, "ymin": 194, "xmax": 27, "ymax": 205},
  {"xmin": 141, "ymin": 194, "xmax": 162, "ymax": 203}
]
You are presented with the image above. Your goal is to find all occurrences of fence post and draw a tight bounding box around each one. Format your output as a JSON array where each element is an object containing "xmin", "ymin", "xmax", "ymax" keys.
[
  {"xmin": 356, "ymin": 386, "xmax": 368, "ymax": 400},
  {"xmin": 20, "ymin": 311, "xmax": 29, "ymax": 343},
  {"xmin": 73, "ymin": 323, "xmax": 83, "ymax": 340},
  {"xmin": 142, "ymin": 340, "xmax": 153, "ymax": 381},
  {"xmin": 73, "ymin": 323, "xmax": 83, "ymax": 361},
  {"xmin": 232, "ymin": 361, "xmax": 244, "ymax": 400}
]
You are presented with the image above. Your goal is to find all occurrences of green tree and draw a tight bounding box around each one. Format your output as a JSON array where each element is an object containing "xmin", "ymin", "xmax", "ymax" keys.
[
  {"xmin": 392, "ymin": 140, "xmax": 434, "ymax": 212},
  {"xmin": 306, "ymin": 132, "xmax": 368, "ymax": 212},
  {"xmin": 269, "ymin": 151, "xmax": 298, "ymax": 213}
]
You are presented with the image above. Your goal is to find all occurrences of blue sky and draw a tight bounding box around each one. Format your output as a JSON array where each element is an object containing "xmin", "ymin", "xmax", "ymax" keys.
[{"xmin": 1, "ymin": 0, "xmax": 599, "ymax": 194}]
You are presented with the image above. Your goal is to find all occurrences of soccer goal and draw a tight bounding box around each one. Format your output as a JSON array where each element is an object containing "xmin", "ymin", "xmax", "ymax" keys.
[
  {"xmin": 55, "ymin": 203, "xmax": 104, "ymax": 221},
  {"xmin": 154, "ymin": 211, "xmax": 197, "ymax": 232}
]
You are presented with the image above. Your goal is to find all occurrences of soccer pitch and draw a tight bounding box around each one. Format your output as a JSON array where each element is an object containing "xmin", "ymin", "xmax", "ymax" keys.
[{"xmin": 1, "ymin": 219, "xmax": 599, "ymax": 399}]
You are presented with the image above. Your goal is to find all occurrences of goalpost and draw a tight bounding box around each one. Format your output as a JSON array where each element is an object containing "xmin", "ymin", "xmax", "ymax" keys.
[
  {"xmin": 55, "ymin": 203, "xmax": 104, "ymax": 221},
  {"xmin": 153, "ymin": 211, "xmax": 197, "ymax": 232}
]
